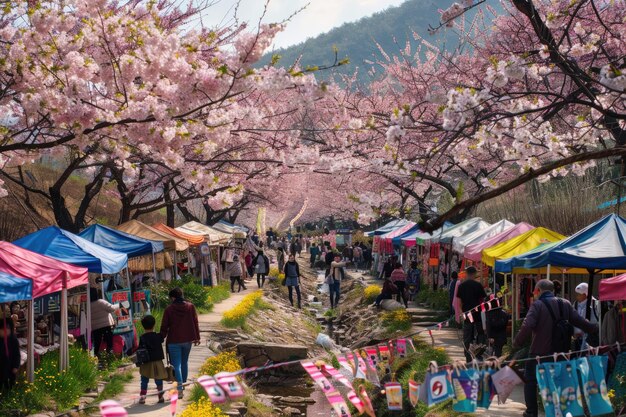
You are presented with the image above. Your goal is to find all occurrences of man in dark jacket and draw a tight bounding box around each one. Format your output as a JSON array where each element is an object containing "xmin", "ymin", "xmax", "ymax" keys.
[
  {"xmin": 513, "ymin": 279, "xmax": 598, "ymax": 417},
  {"xmin": 325, "ymin": 246, "xmax": 335, "ymax": 267}
]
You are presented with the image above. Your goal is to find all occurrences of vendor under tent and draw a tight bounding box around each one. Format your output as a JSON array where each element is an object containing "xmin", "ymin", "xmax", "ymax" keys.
[
  {"xmin": 451, "ymin": 219, "xmax": 515, "ymax": 254},
  {"xmin": 430, "ymin": 217, "xmax": 491, "ymax": 245},
  {"xmin": 365, "ymin": 218, "xmax": 413, "ymax": 237},
  {"xmin": 79, "ymin": 224, "xmax": 163, "ymax": 258},
  {"xmin": 116, "ymin": 220, "xmax": 188, "ymax": 278},
  {"xmin": 599, "ymin": 273, "xmax": 626, "ymax": 301},
  {"xmin": 0, "ymin": 241, "xmax": 89, "ymax": 379},
  {"xmin": 463, "ymin": 222, "xmax": 534, "ymax": 262},
  {"xmin": 376, "ymin": 221, "xmax": 418, "ymax": 255}
]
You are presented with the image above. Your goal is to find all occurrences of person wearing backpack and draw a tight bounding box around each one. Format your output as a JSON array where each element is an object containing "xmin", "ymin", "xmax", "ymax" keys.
[
  {"xmin": 485, "ymin": 301, "xmax": 509, "ymax": 357},
  {"xmin": 513, "ymin": 279, "xmax": 598, "ymax": 417},
  {"xmin": 573, "ymin": 282, "xmax": 600, "ymax": 349}
]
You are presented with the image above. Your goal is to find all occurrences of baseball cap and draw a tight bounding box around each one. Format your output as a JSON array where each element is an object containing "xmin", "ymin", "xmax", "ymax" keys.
[{"xmin": 575, "ymin": 282, "xmax": 588, "ymax": 295}]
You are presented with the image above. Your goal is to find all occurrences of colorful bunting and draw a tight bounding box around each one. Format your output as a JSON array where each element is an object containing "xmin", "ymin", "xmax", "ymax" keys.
[{"xmin": 197, "ymin": 375, "xmax": 227, "ymax": 403}]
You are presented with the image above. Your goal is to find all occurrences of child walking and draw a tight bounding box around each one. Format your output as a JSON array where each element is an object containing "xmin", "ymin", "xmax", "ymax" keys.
[{"xmin": 138, "ymin": 315, "xmax": 167, "ymax": 404}]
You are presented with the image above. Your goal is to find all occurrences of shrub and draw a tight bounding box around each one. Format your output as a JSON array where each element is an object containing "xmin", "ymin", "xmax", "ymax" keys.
[
  {"xmin": 151, "ymin": 275, "xmax": 230, "ymax": 313},
  {"xmin": 363, "ymin": 285, "xmax": 381, "ymax": 303},
  {"xmin": 198, "ymin": 351, "xmax": 242, "ymax": 376},
  {"xmin": 189, "ymin": 351, "xmax": 243, "ymax": 403},
  {"xmin": 381, "ymin": 309, "xmax": 412, "ymax": 333},
  {"xmin": 179, "ymin": 397, "xmax": 227, "ymax": 417},
  {"xmin": 416, "ymin": 288, "xmax": 450, "ymax": 312},
  {"xmin": 268, "ymin": 267, "xmax": 281, "ymax": 278},
  {"xmin": 221, "ymin": 291, "xmax": 264, "ymax": 328}
]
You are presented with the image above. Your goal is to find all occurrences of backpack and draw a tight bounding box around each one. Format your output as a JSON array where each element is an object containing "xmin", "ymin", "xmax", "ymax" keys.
[{"xmin": 540, "ymin": 298, "xmax": 574, "ymax": 353}]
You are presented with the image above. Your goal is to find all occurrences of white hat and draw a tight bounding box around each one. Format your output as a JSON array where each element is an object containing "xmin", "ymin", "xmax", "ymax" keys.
[{"xmin": 575, "ymin": 282, "xmax": 589, "ymax": 295}]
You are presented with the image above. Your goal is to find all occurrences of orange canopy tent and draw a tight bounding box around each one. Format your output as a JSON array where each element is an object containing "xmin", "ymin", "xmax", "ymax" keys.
[{"xmin": 152, "ymin": 223, "xmax": 205, "ymax": 246}]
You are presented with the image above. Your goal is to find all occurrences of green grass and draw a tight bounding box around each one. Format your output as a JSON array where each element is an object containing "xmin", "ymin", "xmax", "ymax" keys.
[
  {"xmin": 0, "ymin": 347, "xmax": 131, "ymax": 417},
  {"xmin": 150, "ymin": 275, "xmax": 231, "ymax": 313},
  {"xmin": 94, "ymin": 371, "xmax": 134, "ymax": 403},
  {"xmin": 416, "ymin": 288, "xmax": 451, "ymax": 311}
]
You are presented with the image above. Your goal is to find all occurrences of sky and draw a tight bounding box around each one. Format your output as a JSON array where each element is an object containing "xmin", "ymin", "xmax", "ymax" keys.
[{"xmin": 198, "ymin": 0, "xmax": 407, "ymax": 50}]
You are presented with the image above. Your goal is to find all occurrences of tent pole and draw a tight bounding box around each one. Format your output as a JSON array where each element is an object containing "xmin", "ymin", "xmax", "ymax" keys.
[
  {"xmin": 510, "ymin": 274, "xmax": 514, "ymax": 342},
  {"xmin": 152, "ymin": 252, "xmax": 158, "ymax": 281},
  {"xmin": 173, "ymin": 250, "xmax": 178, "ymax": 279},
  {"xmin": 86, "ymin": 282, "xmax": 92, "ymax": 356},
  {"xmin": 187, "ymin": 248, "xmax": 192, "ymax": 276},
  {"xmin": 585, "ymin": 269, "xmax": 595, "ymax": 321},
  {"xmin": 547, "ymin": 264, "xmax": 551, "ymax": 281},
  {"xmin": 27, "ymin": 299, "xmax": 35, "ymax": 382},
  {"xmin": 125, "ymin": 268, "xmax": 133, "ymax": 329},
  {"xmin": 60, "ymin": 287, "xmax": 68, "ymax": 371}
]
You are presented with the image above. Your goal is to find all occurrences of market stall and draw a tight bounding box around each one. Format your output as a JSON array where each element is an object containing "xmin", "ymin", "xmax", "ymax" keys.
[
  {"xmin": 451, "ymin": 219, "xmax": 514, "ymax": 254},
  {"xmin": 463, "ymin": 222, "xmax": 534, "ymax": 262},
  {"xmin": 176, "ymin": 221, "xmax": 231, "ymax": 285},
  {"xmin": 116, "ymin": 220, "xmax": 188, "ymax": 279},
  {"xmin": 0, "ymin": 241, "xmax": 89, "ymax": 378}
]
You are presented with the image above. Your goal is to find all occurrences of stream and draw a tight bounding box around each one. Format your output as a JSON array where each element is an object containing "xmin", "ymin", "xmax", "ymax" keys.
[{"xmin": 253, "ymin": 271, "xmax": 347, "ymax": 416}]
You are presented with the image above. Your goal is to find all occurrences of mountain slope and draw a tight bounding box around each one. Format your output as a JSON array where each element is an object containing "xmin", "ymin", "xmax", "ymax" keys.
[{"xmin": 259, "ymin": 0, "xmax": 469, "ymax": 83}]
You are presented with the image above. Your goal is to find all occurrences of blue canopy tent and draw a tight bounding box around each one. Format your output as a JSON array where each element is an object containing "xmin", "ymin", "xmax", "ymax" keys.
[
  {"xmin": 495, "ymin": 214, "xmax": 626, "ymax": 330},
  {"xmin": 365, "ymin": 219, "xmax": 413, "ymax": 237},
  {"xmin": 79, "ymin": 224, "xmax": 163, "ymax": 258},
  {"xmin": 0, "ymin": 271, "xmax": 32, "ymax": 303},
  {"xmin": 14, "ymin": 226, "xmax": 128, "ymax": 274},
  {"xmin": 391, "ymin": 224, "xmax": 421, "ymax": 245}
]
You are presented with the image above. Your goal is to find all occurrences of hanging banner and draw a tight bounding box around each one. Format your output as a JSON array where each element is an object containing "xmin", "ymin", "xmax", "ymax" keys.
[
  {"xmin": 358, "ymin": 385, "xmax": 377, "ymax": 417},
  {"xmin": 302, "ymin": 361, "xmax": 351, "ymax": 417},
  {"xmin": 320, "ymin": 364, "xmax": 365, "ymax": 414},
  {"xmin": 216, "ymin": 373, "xmax": 245, "ymax": 399},
  {"xmin": 33, "ymin": 292, "xmax": 61, "ymax": 315},
  {"xmin": 105, "ymin": 289, "xmax": 132, "ymax": 334},
  {"xmin": 385, "ymin": 381, "xmax": 403, "ymax": 410},
  {"xmin": 408, "ymin": 376, "xmax": 420, "ymax": 407},
  {"xmin": 68, "ymin": 289, "xmax": 87, "ymax": 330},
  {"xmin": 132, "ymin": 290, "xmax": 151, "ymax": 321},
  {"xmin": 197, "ymin": 375, "xmax": 227, "ymax": 403}
]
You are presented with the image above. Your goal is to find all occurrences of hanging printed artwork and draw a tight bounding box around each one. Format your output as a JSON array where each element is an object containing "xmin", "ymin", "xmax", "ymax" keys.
[
  {"xmin": 491, "ymin": 365, "xmax": 524, "ymax": 404},
  {"xmin": 451, "ymin": 366, "xmax": 479, "ymax": 413},
  {"xmin": 577, "ymin": 355, "xmax": 614, "ymax": 417},
  {"xmin": 536, "ymin": 364, "xmax": 562, "ymax": 417},
  {"xmin": 408, "ymin": 372, "xmax": 421, "ymax": 407},
  {"xmin": 385, "ymin": 381, "xmax": 403, "ymax": 410},
  {"xmin": 358, "ymin": 385, "xmax": 377, "ymax": 417},
  {"xmin": 425, "ymin": 362, "xmax": 453, "ymax": 407}
]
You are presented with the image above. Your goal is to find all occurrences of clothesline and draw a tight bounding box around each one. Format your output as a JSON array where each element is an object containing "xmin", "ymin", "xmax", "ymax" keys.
[{"xmin": 52, "ymin": 331, "xmax": 626, "ymax": 417}]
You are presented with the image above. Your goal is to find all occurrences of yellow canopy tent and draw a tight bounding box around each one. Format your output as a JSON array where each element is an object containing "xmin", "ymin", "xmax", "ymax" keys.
[{"xmin": 482, "ymin": 227, "xmax": 565, "ymax": 267}]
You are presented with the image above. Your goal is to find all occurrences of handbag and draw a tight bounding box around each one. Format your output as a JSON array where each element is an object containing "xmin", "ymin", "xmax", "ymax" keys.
[{"xmin": 165, "ymin": 349, "xmax": 177, "ymax": 382}]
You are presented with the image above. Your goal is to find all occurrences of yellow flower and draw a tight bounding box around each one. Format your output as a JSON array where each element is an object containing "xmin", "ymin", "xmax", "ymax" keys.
[{"xmin": 180, "ymin": 397, "xmax": 227, "ymax": 417}]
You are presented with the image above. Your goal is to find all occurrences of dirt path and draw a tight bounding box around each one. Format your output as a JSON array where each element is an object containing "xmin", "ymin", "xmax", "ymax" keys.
[{"xmin": 101, "ymin": 284, "xmax": 257, "ymax": 417}]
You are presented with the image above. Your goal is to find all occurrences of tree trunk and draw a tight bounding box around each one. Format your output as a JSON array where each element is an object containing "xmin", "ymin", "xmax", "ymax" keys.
[
  {"xmin": 49, "ymin": 187, "xmax": 79, "ymax": 232},
  {"xmin": 164, "ymin": 182, "xmax": 175, "ymax": 227}
]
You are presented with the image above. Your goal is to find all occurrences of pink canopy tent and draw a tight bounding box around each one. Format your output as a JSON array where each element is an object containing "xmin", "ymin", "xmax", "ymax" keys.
[
  {"xmin": 599, "ymin": 273, "xmax": 626, "ymax": 301},
  {"xmin": 0, "ymin": 241, "xmax": 88, "ymax": 297},
  {"xmin": 463, "ymin": 222, "xmax": 535, "ymax": 262},
  {"xmin": 0, "ymin": 241, "xmax": 89, "ymax": 378}
]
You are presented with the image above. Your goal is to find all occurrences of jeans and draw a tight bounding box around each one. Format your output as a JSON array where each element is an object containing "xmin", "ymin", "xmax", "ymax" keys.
[
  {"xmin": 374, "ymin": 292, "xmax": 391, "ymax": 306},
  {"xmin": 140, "ymin": 375, "xmax": 163, "ymax": 392},
  {"xmin": 257, "ymin": 274, "xmax": 266, "ymax": 288},
  {"xmin": 288, "ymin": 285, "xmax": 301, "ymax": 308},
  {"xmin": 524, "ymin": 360, "xmax": 539, "ymax": 416},
  {"xmin": 168, "ymin": 342, "xmax": 192, "ymax": 392},
  {"xmin": 462, "ymin": 317, "xmax": 485, "ymax": 362},
  {"xmin": 395, "ymin": 281, "xmax": 408, "ymax": 307},
  {"xmin": 330, "ymin": 280, "xmax": 341, "ymax": 308}
]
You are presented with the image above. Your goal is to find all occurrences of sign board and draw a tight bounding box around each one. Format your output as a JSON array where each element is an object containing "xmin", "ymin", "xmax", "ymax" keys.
[
  {"xmin": 200, "ymin": 243, "xmax": 210, "ymax": 255},
  {"xmin": 132, "ymin": 290, "xmax": 151, "ymax": 321},
  {"xmin": 105, "ymin": 289, "xmax": 133, "ymax": 334},
  {"xmin": 33, "ymin": 292, "xmax": 61, "ymax": 315}
]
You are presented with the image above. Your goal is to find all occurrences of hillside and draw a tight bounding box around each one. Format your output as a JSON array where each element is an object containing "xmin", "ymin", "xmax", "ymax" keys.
[{"xmin": 259, "ymin": 0, "xmax": 480, "ymax": 83}]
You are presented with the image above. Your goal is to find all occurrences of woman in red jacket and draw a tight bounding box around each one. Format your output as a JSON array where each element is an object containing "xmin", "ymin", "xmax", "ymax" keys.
[
  {"xmin": 160, "ymin": 287, "xmax": 200, "ymax": 398},
  {"xmin": 390, "ymin": 263, "xmax": 409, "ymax": 308}
]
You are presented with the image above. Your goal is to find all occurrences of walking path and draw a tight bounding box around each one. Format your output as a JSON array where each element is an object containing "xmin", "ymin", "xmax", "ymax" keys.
[{"xmin": 105, "ymin": 285, "xmax": 256, "ymax": 417}]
